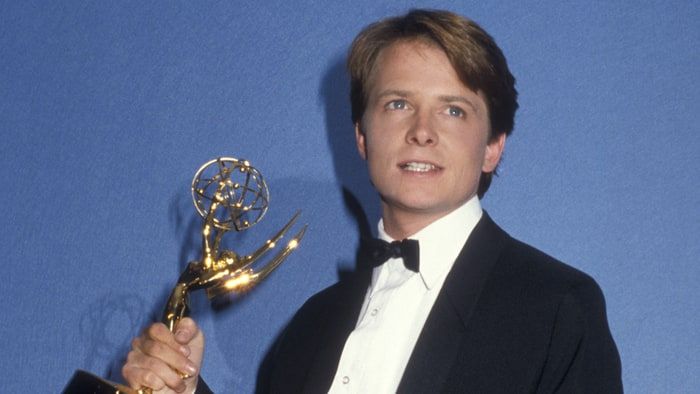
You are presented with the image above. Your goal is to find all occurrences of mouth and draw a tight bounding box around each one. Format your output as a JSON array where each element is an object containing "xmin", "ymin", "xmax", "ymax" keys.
[{"xmin": 399, "ymin": 161, "xmax": 442, "ymax": 173}]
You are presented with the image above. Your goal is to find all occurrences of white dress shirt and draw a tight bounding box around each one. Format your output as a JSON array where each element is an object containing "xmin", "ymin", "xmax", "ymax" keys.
[{"xmin": 328, "ymin": 196, "xmax": 483, "ymax": 393}]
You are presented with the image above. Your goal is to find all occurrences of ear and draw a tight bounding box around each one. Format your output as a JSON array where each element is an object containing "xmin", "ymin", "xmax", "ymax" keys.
[
  {"xmin": 355, "ymin": 122, "xmax": 367, "ymax": 160},
  {"xmin": 482, "ymin": 133, "xmax": 506, "ymax": 172}
]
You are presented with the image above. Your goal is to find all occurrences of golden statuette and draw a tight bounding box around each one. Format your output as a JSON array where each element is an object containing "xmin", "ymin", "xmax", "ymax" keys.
[{"xmin": 63, "ymin": 157, "xmax": 307, "ymax": 394}]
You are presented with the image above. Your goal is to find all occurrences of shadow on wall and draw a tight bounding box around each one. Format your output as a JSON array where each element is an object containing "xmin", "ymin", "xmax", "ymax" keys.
[
  {"xmin": 80, "ymin": 189, "xmax": 219, "ymax": 385},
  {"xmin": 169, "ymin": 190, "xmax": 204, "ymax": 274},
  {"xmin": 78, "ymin": 293, "xmax": 148, "ymax": 381},
  {"xmin": 320, "ymin": 53, "xmax": 380, "ymax": 270}
]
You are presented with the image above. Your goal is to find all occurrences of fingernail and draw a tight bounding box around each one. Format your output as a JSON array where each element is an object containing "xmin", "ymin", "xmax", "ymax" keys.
[
  {"xmin": 185, "ymin": 362, "xmax": 197, "ymax": 375},
  {"xmin": 175, "ymin": 329, "xmax": 188, "ymax": 342}
]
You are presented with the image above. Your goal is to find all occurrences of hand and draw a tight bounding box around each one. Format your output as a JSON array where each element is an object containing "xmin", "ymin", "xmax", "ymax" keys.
[{"xmin": 122, "ymin": 317, "xmax": 205, "ymax": 393}]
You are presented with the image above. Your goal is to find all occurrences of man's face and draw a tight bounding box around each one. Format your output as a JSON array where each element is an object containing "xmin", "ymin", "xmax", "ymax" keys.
[{"xmin": 356, "ymin": 40, "xmax": 505, "ymax": 235}]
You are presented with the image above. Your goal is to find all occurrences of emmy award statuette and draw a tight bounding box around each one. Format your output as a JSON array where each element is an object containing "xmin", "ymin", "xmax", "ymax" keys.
[{"xmin": 63, "ymin": 157, "xmax": 307, "ymax": 393}]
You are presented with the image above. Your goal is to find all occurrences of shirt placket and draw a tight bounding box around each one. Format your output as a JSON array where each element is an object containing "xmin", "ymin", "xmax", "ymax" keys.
[{"xmin": 336, "ymin": 260, "xmax": 409, "ymax": 391}]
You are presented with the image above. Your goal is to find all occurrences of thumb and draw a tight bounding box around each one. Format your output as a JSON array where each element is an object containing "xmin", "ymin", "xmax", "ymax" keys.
[{"xmin": 173, "ymin": 317, "xmax": 200, "ymax": 344}]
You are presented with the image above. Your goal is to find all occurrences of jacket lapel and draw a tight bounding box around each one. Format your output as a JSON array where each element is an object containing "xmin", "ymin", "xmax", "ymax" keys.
[
  {"xmin": 302, "ymin": 269, "xmax": 371, "ymax": 393},
  {"xmin": 398, "ymin": 212, "xmax": 508, "ymax": 392}
]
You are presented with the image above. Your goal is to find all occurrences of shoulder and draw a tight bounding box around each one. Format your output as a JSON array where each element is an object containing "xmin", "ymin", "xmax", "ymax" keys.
[
  {"xmin": 469, "ymin": 215, "xmax": 614, "ymax": 343},
  {"xmin": 496, "ymin": 235, "xmax": 607, "ymax": 309},
  {"xmin": 495, "ymin": 239, "xmax": 622, "ymax": 391},
  {"xmin": 464, "ymin": 212, "xmax": 604, "ymax": 303},
  {"xmin": 466, "ymin": 222, "xmax": 621, "ymax": 390}
]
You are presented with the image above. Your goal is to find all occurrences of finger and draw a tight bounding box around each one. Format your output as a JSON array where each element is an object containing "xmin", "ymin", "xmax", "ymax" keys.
[
  {"xmin": 123, "ymin": 348, "xmax": 188, "ymax": 392},
  {"xmin": 122, "ymin": 352, "xmax": 167, "ymax": 391},
  {"xmin": 133, "ymin": 335, "xmax": 199, "ymax": 378},
  {"xmin": 142, "ymin": 323, "xmax": 190, "ymax": 357},
  {"xmin": 172, "ymin": 317, "xmax": 200, "ymax": 345},
  {"xmin": 130, "ymin": 367, "xmax": 186, "ymax": 393}
]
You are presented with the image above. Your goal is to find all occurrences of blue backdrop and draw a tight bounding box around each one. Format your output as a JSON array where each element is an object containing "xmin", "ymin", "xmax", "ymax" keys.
[{"xmin": 1, "ymin": 1, "xmax": 698, "ymax": 393}]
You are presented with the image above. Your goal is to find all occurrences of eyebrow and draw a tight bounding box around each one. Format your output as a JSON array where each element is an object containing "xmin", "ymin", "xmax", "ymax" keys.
[
  {"xmin": 376, "ymin": 89, "xmax": 410, "ymax": 99},
  {"xmin": 438, "ymin": 95, "xmax": 479, "ymax": 112}
]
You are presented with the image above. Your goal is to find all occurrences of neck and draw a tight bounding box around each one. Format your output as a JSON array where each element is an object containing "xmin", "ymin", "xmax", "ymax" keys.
[
  {"xmin": 380, "ymin": 196, "xmax": 481, "ymax": 240},
  {"xmin": 381, "ymin": 207, "xmax": 451, "ymax": 240}
]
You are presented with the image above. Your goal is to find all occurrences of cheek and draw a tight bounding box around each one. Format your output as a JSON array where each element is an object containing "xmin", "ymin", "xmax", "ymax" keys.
[
  {"xmin": 366, "ymin": 145, "xmax": 388, "ymax": 174},
  {"xmin": 364, "ymin": 138, "xmax": 395, "ymax": 183},
  {"xmin": 451, "ymin": 139, "xmax": 488, "ymax": 175},
  {"xmin": 363, "ymin": 128, "xmax": 388, "ymax": 159}
]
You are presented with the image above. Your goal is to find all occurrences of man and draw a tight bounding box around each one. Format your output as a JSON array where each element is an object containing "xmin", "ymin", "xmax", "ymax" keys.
[{"xmin": 123, "ymin": 9, "xmax": 622, "ymax": 393}]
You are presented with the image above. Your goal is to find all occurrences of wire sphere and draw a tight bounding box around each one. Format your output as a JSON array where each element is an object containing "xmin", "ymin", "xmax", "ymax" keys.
[{"xmin": 191, "ymin": 157, "xmax": 269, "ymax": 231}]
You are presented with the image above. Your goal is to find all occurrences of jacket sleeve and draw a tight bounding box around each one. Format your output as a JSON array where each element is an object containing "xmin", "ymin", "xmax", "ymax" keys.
[
  {"xmin": 536, "ymin": 277, "xmax": 623, "ymax": 394},
  {"xmin": 194, "ymin": 377, "xmax": 214, "ymax": 394}
]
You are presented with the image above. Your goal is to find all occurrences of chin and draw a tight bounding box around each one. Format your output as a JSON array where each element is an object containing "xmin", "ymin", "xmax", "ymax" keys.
[{"xmin": 391, "ymin": 199, "xmax": 454, "ymax": 215}]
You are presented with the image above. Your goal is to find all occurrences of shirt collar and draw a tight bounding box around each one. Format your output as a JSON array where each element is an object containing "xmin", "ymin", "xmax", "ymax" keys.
[{"xmin": 375, "ymin": 195, "xmax": 483, "ymax": 290}]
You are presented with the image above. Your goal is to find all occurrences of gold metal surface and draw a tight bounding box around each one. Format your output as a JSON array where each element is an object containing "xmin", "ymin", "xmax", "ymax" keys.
[
  {"xmin": 63, "ymin": 157, "xmax": 306, "ymax": 394},
  {"xmin": 162, "ymin": 157, "xmax": 306, "ymax": 330}
]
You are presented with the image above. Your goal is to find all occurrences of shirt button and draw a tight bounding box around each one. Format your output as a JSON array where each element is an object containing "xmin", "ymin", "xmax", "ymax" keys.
[
  {"xmin": 342, "ymin": 376, "xmax": 350, "ymax": 384},
  {"xmin": 371, "ymin": 308, "xmax": 379, "ymax": 316}
]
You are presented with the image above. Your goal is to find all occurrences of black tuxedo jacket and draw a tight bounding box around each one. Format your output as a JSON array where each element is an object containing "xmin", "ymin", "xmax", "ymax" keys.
[{"xmin": 249, "ymin": 213, "xmax": 622, "ymax": 393}]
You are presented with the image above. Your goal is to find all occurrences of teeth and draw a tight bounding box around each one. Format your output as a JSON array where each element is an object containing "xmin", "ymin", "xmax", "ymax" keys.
[{"xmin": 402, "ymin": 162, "xmax": 436, "ymax": 172}]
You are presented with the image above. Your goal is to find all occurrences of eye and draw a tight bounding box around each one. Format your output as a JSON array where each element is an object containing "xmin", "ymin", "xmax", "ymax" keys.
[
  {"xmin": 386, "ymin": 99, "xmax": 408, "ymax": 110},
  {"xmin": 446, "ymin": 106, "xmax": 465, "ymax": 118}
]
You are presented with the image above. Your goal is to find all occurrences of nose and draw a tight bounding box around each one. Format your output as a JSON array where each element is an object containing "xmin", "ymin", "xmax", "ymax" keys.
[{"xmin": 406, "ymin": 110, "xmax": 437, "ymax": 146}]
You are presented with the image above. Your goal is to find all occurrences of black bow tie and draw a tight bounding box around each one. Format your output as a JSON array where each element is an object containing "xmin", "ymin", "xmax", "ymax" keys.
[{"xmin": 364, "ymin": 237, "xmax": 420, "ymax": 272}]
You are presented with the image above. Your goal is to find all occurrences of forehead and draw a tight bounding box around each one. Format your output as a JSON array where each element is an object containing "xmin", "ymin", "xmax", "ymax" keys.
[
  {"xmin": 368, "ymin": 40, "xmax": 454, "ymax": 82},
  {"xmin": 366, "ymin": 40, "xmax": 484, "ymax": 104}
]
